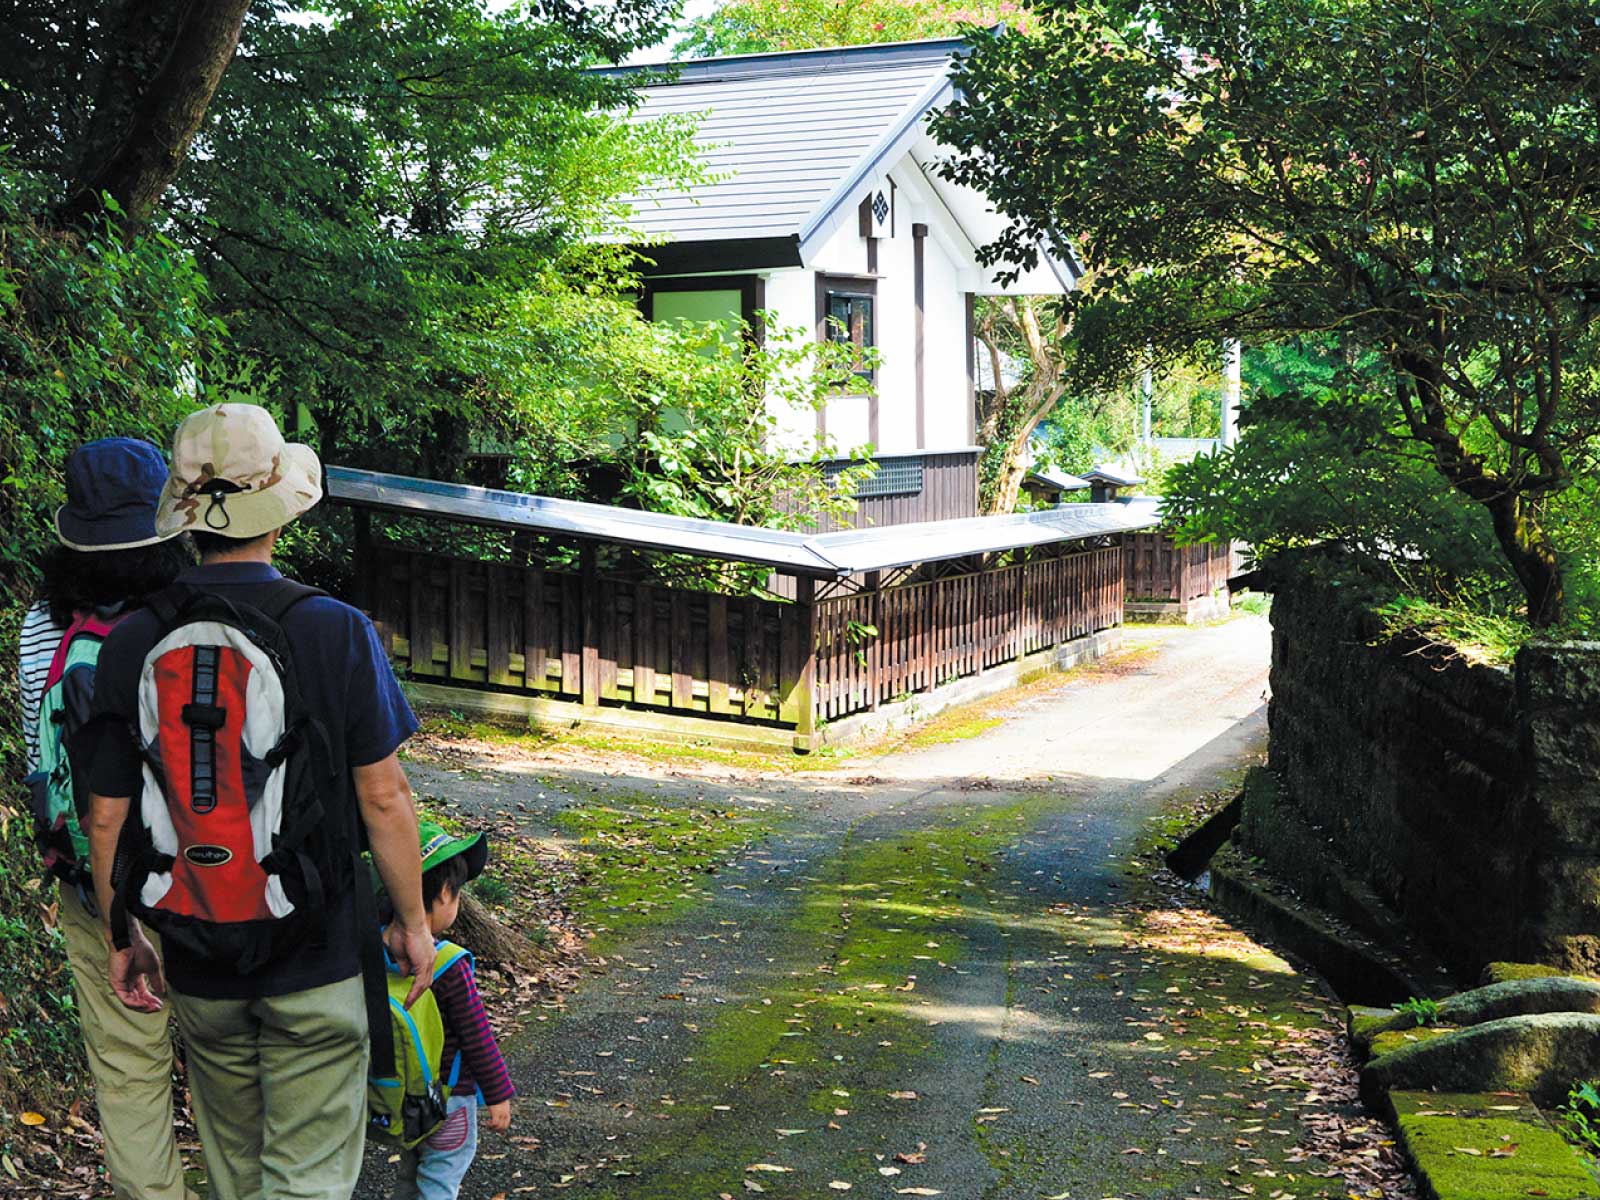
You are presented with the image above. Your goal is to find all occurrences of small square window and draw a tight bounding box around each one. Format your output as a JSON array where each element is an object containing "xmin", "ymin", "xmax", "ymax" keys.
[{"xmin": 825, "ymin": 290, "xmax": 874, "ymax": 380}]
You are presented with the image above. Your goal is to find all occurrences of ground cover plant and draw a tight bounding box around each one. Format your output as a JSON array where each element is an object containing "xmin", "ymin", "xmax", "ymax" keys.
[{"xmin": 1557, "ymin": 1080, "xmax": 1600, "ymax": 1162}]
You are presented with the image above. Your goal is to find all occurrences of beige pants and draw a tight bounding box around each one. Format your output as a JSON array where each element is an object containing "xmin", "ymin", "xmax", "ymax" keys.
[
  {"xmin": 169, "ymin": 976, "xmax": 369, "ymax": 1200},
  {"xmin": 57, "ymin": 894, "xmax": 194, "ymax": 1200}
]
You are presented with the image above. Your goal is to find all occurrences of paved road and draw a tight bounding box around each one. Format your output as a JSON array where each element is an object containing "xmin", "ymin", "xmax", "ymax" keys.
[{"xmin": 358, "ymin": 619, "xmax": 1361, "ymax": 1200}]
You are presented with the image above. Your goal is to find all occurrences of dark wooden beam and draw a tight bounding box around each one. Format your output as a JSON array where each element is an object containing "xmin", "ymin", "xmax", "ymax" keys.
[
  {"xmin": 964, "ymin": 292, "xmax": 977, "ymax": 445},
  {"xmin": 913, "ymin": 222, "xmax": 928, "ymax": 449}
]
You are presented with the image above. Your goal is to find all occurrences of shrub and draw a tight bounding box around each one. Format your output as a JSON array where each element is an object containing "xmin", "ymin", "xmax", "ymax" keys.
[{"xmin": 1557, "ymin": 1081, "xmax": 1600, "ymax": 1160}]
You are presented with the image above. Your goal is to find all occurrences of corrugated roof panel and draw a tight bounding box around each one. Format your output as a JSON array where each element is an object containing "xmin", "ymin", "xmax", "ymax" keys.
[
  {"xmin": 326, "ymin": 467, "xmax": 1162, "ymax": 579},
  {"xmin": 611, "ymin": 44, "xmax": 958, "ymax": 242}
]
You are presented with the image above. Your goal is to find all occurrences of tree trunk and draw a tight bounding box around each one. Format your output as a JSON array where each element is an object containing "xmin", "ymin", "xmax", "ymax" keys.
[
  {"xmin": 452, "ymin": 890, "xmax": 543, "ymax": 970},
  {"xmin": 54, "ymin": 0, "xmax": 254, "ymax": 231},
  {"xmin": 1486, "ymin": 493, "xmax": 1565, "ymax": 628}
]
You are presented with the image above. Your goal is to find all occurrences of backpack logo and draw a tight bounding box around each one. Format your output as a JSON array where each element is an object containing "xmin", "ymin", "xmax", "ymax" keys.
[{"xmin": 185, "ymin": 844, "xmax": 233, "ymax": 867}]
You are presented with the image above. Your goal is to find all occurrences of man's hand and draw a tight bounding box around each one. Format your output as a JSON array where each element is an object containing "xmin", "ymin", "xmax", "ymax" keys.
[
  {"xmin": 484, "ymin": 1100, "xmax": 512, "ymax": 1132},
  {"xmin": 387, "ymin": 919, "xmax": 435, "ymax": 1009},
  {"xmin": 110, "ymin": 925, "xmax": 165, "ymax": 1013}
]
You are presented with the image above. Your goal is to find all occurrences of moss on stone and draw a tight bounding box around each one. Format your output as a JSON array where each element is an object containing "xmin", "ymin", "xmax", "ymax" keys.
[
  {"xmin": 1350, "ymin": 1005, "xmax": 1396, "ymax": 1049},
  {"xmin": 1485, "ymin": 961, "xmax": 1600, "ymax": 986},
  {"xmin": 1394, "ymin": 1109, "xmax": 1599, "ymax": 1200},
  {"xmin": 1371, "ymin": 1025, "xmax": 1456, "ymax": 1059}
]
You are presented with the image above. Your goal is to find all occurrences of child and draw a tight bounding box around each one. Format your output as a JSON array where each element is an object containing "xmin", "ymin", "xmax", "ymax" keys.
[{"xmin": 392, "ymin": 823, "xmax": 517, "ymax": 1200}]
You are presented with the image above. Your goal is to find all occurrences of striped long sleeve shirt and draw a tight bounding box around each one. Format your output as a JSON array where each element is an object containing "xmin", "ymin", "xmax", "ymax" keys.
[
  {"xmin": 18, "ymin": 602, "xmax": 63, "ymax": 772},
  {"xmin": 435, "ymin": 953, "xmax": 516, "ymax": 1106}
]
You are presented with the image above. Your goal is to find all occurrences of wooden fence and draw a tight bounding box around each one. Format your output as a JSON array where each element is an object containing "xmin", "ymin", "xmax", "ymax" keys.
[
  {"xmin": 812, "ymin": 546, "xmax": 1123, "ymax": 723},
  {"xmin": 367, "ymin": 541, "xmax": 1124, "ymax": 747},
  {"xmin": 1123, "ymin": 532, "xmax": 1233, "ymax": 605}
]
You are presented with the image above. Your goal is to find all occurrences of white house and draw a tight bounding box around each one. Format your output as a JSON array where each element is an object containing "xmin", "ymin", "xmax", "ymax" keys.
[{"xmin": 609, "ymin": 37, "xmax": 1081, "ymax": 526}]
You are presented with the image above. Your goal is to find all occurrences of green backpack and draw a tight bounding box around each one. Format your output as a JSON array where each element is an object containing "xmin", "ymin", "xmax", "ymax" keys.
[
  {"xmin": 27, "ymin": 611, "xmax": 123, "ymax": 890},
  {"xmin": 367, "ymin": 940, "xmax": 471, "ymax": 1148}
]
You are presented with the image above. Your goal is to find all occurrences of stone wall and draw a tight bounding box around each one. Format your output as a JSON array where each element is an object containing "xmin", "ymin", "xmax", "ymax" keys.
[{"xmin": 1245, "ymin": 577, "xmax": 1600, "ymax": 977}]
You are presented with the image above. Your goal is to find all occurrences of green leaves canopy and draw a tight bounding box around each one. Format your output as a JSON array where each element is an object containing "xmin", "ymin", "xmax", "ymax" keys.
[
  {"xmin": 177, "ymin": 0, "xmax": 699, "ymax": 477},
  {"xmin": 936, "ymin": 0, "xmax": 1600, "ymax": 624}
]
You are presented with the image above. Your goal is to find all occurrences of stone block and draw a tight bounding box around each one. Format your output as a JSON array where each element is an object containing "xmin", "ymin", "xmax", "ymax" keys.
[{"xmin": 1362, "ymin": 1012, "xmax": 1600, "ymax": 1107}]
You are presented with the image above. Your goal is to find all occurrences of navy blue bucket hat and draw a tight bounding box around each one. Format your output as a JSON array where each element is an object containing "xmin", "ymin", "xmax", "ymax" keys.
[{"xmin": 55, "ymin": 438, "xmax": 177, "ymax": 551}]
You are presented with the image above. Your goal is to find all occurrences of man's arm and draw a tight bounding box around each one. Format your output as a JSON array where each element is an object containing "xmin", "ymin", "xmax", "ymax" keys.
[
  {"xmin": 354, "ymin": 753, "xmax": 433, "ymax": 1007},
  {"xmin": 87, "ymin": 790, "xmax": 164, "ymax": 1012}
]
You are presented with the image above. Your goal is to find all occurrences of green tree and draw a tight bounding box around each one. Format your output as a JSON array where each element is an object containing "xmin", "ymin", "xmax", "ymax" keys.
[
  {"xmin": 677, "ymin": 0, "xmax": 1032, "ymax": 56},
  {"xmin": 171, "ymin": 0, "xmax": 693, "ymax": 480},
  {"xmin": 1, "ymin": 0, "xmax": 254, "ymax": 230},
  {"xmin": 503, "ymin": 305, "xmax": 877, "ymax": 588},
  {"xmin": 937, "ymin": 2, "xmax": 1600, "ymax": 625}
]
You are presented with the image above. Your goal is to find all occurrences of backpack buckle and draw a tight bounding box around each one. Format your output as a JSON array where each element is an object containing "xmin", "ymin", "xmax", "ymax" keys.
[{"xmin": 181, "ymin": 702, "xmax": 227, "ymax": 729}]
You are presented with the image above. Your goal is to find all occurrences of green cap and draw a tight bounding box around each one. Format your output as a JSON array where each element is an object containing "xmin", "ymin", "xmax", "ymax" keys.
[{"xmin": 418, "ymin": 822, "xmax": 489, "ymax": 882}]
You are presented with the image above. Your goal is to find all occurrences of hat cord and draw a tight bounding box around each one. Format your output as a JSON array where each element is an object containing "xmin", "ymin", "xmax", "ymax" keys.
[{"xmin": 203, "ymin": 484, "xmax": 239, "ymax": 530}]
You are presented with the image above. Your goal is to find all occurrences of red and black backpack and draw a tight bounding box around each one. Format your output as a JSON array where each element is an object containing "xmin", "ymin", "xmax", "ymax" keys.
[{"xmin": 110, "ymin": 580, "xmax": 337, "ymax": 975}]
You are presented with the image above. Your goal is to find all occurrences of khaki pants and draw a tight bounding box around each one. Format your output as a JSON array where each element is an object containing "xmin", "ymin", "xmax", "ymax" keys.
[
  {"xmin": 58, "ymin": 893, "xmax": 194, "ymax": 1200},
  {"xmin": 169, "ymin": 976, "xmax": 369, "ymax": 1200}
]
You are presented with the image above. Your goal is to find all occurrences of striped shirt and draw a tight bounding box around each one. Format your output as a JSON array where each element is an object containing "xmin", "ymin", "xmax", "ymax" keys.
[
  {"xmin": 18, "ymin": 602, "xmax": 63, "ymax": 773},
  {"xmin": 435, "ymin": 952, "xmax": 516, "ymax": 1106}
]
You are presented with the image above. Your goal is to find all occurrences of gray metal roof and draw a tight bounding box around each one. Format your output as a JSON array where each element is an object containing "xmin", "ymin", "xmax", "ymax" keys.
[
  {"xmin": 1082, "ymin": 465, "xmax": 1145, "ymax": 488},
  {"xmin": 326, "ymin": 466, "xmax": 1160, "ymax": 580},
  {"xmin": 1027, "ymin": 467, "xmax": 1092, "ymax": 492},
  {"xmin": 608, "ymin": 39, "xmax": 962, "ymax": 243}
]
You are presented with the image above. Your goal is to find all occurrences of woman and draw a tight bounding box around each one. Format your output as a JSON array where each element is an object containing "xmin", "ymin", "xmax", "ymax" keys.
[{"xmin": 19, "ymin": 437, "xmax": 196, "ymax": 1200}]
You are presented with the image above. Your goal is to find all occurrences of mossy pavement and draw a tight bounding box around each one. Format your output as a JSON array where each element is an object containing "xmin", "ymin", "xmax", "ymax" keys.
[{"xmin": 357, "ymin": 618, "xmax": 1411, "ymax": 1199}]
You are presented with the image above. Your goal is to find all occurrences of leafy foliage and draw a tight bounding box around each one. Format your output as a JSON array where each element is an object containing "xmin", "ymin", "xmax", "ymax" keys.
[
  {"xmin": 1394, "ymin": 997, "xmax": 1442, "ymax": 1029},
  {"xmin": 1558, "ymin": 1080, "xmax": 1600, "ymax": 1161},
  {"xmin": 937, "ymin": 2, "xmax": 1600, "ymax": 623},
  {"xmin": 1164, "ymin": 340, "xmax": 1509, "ymax": 586},
  {"xmin": 174, "ymin": 0, "xmax": 699, "ymax": 483},
  {"xmin": 676, "ymin": 0, "xmax": 1032, "ymax": 56},
  {"xmin": 0, "ymin": 168, "xmax": 219, "ymax": 1113}
]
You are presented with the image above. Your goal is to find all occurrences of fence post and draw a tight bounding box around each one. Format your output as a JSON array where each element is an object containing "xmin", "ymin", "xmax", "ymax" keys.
[
  {"xmin": 865, "ymin": 571, "xmax": 882, "ymax": 712},
  {"xmin": 793, "ymin": 576, "xmax": 819, "ymax": 752},
  {"xmin": 580, "ymin": 543, "xmax": 600, "ymax": 711},
  {"xmin": 1014, "ymin": 562, "xmax": 1026, "ymax": 663}
]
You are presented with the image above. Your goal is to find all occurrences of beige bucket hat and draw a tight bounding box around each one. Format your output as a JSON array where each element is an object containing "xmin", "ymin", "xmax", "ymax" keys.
[{"xmin": 155, "ymin": 403, "xmax": 323, "ymax": 540}]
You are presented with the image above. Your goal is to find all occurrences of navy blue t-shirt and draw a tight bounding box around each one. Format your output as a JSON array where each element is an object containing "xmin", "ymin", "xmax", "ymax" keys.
[{"xmin": 83, "ymin": 561, "xmax": 418, "ymax": 1000}]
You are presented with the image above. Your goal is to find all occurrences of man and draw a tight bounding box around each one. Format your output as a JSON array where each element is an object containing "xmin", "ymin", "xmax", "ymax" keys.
[{"xmin": 81, "ymin": 404, "xmax": 435, "ymax": 1200}]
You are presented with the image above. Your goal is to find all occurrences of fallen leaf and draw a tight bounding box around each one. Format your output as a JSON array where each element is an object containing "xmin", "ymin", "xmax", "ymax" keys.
[
  {"xmin": 828, "ymin": 1183, "xmax": 852, "ymax": 1191},
  {"xmin": 19, "ymin": 1112, "xmax": 45, "ymax": 1127},
  {"xmin": 888, "ymin": 1090, "xmax": 919, "ymax": 1100},
  {"xmin": 746, "ymin": 1164, "xmax": 793, "ymax": 1173}
]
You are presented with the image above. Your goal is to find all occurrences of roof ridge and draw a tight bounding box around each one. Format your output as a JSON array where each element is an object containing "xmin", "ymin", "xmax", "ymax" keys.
[{"xmin": 601, "ymin": 35, "xmax": 971, "ymax": 84}]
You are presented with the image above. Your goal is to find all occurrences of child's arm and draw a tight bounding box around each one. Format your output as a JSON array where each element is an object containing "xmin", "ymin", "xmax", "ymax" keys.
[{"xmin": 433, "ymin": 956, "xmax": 516, "ymax": 1116}]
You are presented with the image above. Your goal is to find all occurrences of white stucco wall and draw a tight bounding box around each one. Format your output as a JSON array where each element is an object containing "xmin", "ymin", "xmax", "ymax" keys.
[{"xmin": 642, "ymin": 154, "xmax": 1004, "ymax": 463}]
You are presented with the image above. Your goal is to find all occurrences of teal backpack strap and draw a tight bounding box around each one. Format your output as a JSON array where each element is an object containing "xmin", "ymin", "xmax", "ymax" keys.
[
  {"xmin": 432, "ymin": 941, "xmax": 472, "ymax": 1092},
  {"xmin": 433, "ymin": 941, "xmax": 471, "ymax": 977}
]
